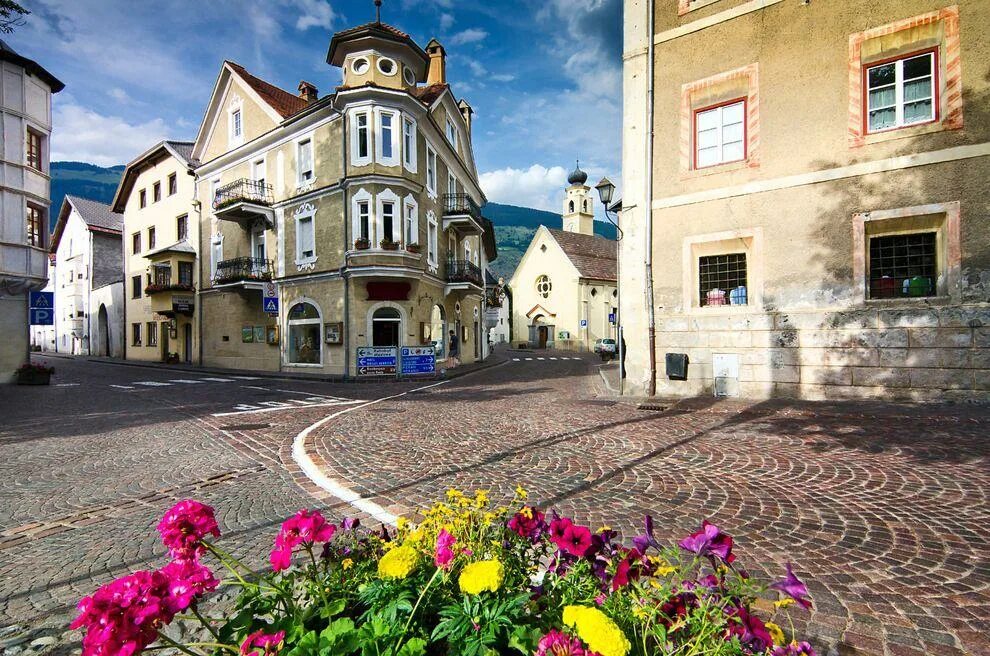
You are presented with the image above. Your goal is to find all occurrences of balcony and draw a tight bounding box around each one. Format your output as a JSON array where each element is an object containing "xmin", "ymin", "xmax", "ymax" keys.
[
  {"xmin": 144, "ymin": 267, "xmax": 194, "ymax": 295},
  {"xmin": 441, "ymin": 194, "xmax": 484, "ymax": 236},
  {"xmin": 213, "ymin": 179, "xmax": 275, "ymax": 227},
  {"xmin": 445, "ymin": 258, "xmax": 483, "ymax": 293},
  {"xmin": 213, "ymin": 257, "xmax": 273, "ymax": 288}
]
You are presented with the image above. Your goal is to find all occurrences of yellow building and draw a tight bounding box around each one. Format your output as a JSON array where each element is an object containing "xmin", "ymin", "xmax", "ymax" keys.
[
  {"xmin": 620, "ymin": 0, "xmax": 990, "ymax": 400},
  {"xmin": 112, "ymin": 141, "xmax": 200, "ymax": 363},
  {"xmin": 190, "ymin": 17, "xmax": 496, "ymax": 375},
  {"xmin": 510, "ymin": 165, "xmax": 617, "ymax": 350}
]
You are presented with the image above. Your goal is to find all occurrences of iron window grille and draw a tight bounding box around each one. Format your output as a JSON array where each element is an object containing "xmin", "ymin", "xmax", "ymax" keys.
[
  {"xmin": 699, "ymin": 253, "xmax": 748, "ymax": 306},
  {"xmin": 868, "ymin": 232, "xmax": 937, "ymax": 299}
]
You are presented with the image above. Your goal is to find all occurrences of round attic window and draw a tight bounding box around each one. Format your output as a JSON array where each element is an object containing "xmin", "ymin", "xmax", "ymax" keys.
[
  {"xmin": 377, "ymin": 57, "xmax": 396, "ymax": 76},
  {"xmin": 351, "ymin": 58, "xmax": 369, "ymax": 75},
  {"xmin": 403, "ymin": 67, "xmax": 416, "ymax": 86}
]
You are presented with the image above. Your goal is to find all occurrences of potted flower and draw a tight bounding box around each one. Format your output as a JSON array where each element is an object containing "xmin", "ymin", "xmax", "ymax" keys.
[
  {"xmin": 16, "ymin": 362, "xmax": 54, "ymax": 385},
  {"xmin": 354, "ymin": 237, "xmax": 371, "ymax": 250},
  {"xmin": 380, "ymin": 238, "xmax": 399, "ymax": 251},
  {"xmin": 406, "ymin": 242, "xmax": 422, "ymax": 254},
  {"xmin": 165, "ymin": 352, "xmax": 180, "ymax": 365}
]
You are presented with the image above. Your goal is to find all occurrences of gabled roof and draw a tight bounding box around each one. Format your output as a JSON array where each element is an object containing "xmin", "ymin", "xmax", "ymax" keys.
[
  {"xmin": 0, "ymin": 39, "xmax": 64, "ymax": 92},
  {"xmin": 225, "ymin": 61, "xmax": 309, "ymax": 119},
  {"xmin": 547, "ymin": 229, "xmax": 616, "ymax": 281},
  {"xmin": 50, "ymin": 196, "xmax": 123, "ymax": 253},
  {"xmin": 111, "ymin": 140, "xmax": 196, "ymax": 213},
  {"xmin": 412, "ymin": 83, "xmax": 448, "ymax": 107}
]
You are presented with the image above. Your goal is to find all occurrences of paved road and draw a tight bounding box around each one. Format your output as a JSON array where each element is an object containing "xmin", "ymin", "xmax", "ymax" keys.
[{"xmin": 1, "ymin": 352, "xmax": 988, "ymax": 656}]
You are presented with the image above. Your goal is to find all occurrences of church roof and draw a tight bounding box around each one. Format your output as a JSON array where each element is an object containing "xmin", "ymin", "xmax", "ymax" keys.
[
  {"xmin": 567, "ymin": 162, "xmax": 588, "ymax": 186},
  {"xmin": 548, "ymin": 229, "xmax": 616, "ymax": 281}
]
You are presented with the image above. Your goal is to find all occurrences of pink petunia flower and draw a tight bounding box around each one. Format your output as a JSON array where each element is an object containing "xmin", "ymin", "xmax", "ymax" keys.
[
  {"xmin": 679, "ymin": 520, "xmax": 736, "ymax": 564},
  {"xmin": 770, "ymin": 563, "xmax": 813, "ymax": 609},
  {"xmin": 772, "ymin": 642, "xmax": 817, "ymax": 656},
  {"xmin": 157, "ymin": 500, "xmax": 221, "ymax": 560},
  {"xmin": 536, "ymin": 629, "xmax": 596, "ymax": 656},
  {"xmin": 560, "ymin": 524, "xmax": 595, "ymax": 557},
  {"xmin": 434, "ymin": 529, "xmax": 456, "ymax": 569},
  {"xmin": 270, "ymin": 509, "xmax": 336, "ymax": 572},
  {"xmin": 241, "ymin": 630, "xmax": 286, "ymax": 656},
  {"xmin": 507, "ymin": 506, "xmax": 547, "ymax": 542}
]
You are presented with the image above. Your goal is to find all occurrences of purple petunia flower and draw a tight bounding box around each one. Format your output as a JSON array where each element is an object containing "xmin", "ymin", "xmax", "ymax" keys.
[
  {"xmin": 679, "ymin": 520, "xmax": 736, "ymax": 564},
  {"xmin": 770, "ymin": 563, "xmax": 813, "ymax": 609}
]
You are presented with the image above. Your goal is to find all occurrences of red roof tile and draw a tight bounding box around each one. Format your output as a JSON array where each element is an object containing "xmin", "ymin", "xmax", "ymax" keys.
[
  {"xmin": 226, "ymin": 61, "xmax": 309, "ymax": 119},
  {"xmin": 412, "ymin": 83, "xmax": 448, "ymax": 106},
  {"xmin": 548, "ymin": 229, "xmax": 617, "ymax": 281}
]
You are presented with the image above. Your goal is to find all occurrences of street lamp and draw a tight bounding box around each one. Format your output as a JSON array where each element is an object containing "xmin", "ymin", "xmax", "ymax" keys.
[{"xmin": 595, "ymin": 176, "xmax": 624, "ymax": 394}]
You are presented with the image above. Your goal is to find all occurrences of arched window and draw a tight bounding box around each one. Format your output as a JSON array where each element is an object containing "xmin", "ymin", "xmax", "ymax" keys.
[
  {"xmin": 431, "ymin": 304, "xmax": 446, "ymax": 358},
  {"xmin": 372, "ymin": 307, "xmax": 401, "ymax": 347},
  {"xmin": 287, "ymin": 302, "xmax": 321, "ymax": 365},
  {"xmin": 568, "ymin": 200, "xmax": 574, "ymax": 213}
]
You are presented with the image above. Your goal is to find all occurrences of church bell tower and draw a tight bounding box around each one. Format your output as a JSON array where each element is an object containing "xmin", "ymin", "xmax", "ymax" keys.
[{"xmin": 562, "ymin": 161, "xmax": 594, "ymax": 235}]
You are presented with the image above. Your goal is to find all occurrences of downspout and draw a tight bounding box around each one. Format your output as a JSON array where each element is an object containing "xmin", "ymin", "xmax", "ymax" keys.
[
  {"xmin": 340, "ymin": 98, "xmax": 351, "ymax": 379},
  {"xmin": 87, "ymin": 230, "xmax": 93, "ymax": 356},
  {"xmin": 193, "ymin": 171, "xmax": 204, "ymax": 368},
  {"xmin": 645, "ymin": 0, "xmax": 658, "ymax": 396}
]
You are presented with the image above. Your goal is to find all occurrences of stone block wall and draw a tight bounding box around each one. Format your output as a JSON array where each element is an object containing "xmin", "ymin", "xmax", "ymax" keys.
[{"xmin": 654, "ymin": 304, "xmax": 990, "ymax": 402}]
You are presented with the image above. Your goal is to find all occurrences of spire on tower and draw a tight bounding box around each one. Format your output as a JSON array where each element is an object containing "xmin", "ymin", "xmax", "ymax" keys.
[{"xmin": 374, "ymin": 0, "xmax": 382, "ymax": 23}]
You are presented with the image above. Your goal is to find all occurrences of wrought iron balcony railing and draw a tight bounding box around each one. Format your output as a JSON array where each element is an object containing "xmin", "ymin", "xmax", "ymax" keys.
[
  {"xmin": 145, "ymin": 266, "xmax": 195, "ymax": 294},
  {"xmin": 446, "ymin": 258, "xmax": 483, "ymax": 287},
  {"xmin": 213, "ymin": 257, "xmax": 274, "ymax": 285},
  {"xmin": 213, "ymin": 178, "xmax": 274, "ymax": 211},
  {"xmin": 442, "ymin": 193, "xmax": 483, "ymax": 222}
]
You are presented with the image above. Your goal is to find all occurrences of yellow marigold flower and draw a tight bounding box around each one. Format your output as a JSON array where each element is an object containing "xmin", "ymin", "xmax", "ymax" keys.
[
  {"xmin": 446, "ymin": 488, "xmax": 463, "ymax": 500},
  {"xmin": 515, "ymin": 485, "xmax": 528, "ymax": 500},
  {"xmin": 765, "ymin": 622, "xmax": 785, "ymax": 646},
  {"xmin": 563, "ymin": 605, "xmax": 631, "ymax": 656},
  {"xmin": 341, "ymin": 558, "xmax": 354, "ymax": 570},
  {"xmin": 458, "ymin": 559, "xmax": 504, "ymax": 595},
  {"xmin": 655, "ymin": 565, "xmax": 675, "ymax": 576},
  {"xmin": 396, "ymin": 517, "xmax": 409, "ymax": 530},
  {"xmin": 774, "ymin": 598, "xmax": 795, "ymax": 609},
  {"xmin": 378, "ymin": 545, "xmax": 418, "ymax": 579},
  {"xmin": 599, "ymin": 525, "xmax": 612, "ymax": 533},
  {"xmin": 483, "ymin": 512, "xmax": 496, "ymax": 525}
]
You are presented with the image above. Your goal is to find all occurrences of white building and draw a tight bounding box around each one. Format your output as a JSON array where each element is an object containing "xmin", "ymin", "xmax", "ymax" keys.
[
  {"xmin": 49, "ymin": 196, "xmax": 125, "ymax": 356},
  {"xmin": 0, "ymin": 40, "xmax": 63, "ymax": 381},
  {"xmin": 485, "ymin": 270, "xmax": 510, "ymax": 345}
]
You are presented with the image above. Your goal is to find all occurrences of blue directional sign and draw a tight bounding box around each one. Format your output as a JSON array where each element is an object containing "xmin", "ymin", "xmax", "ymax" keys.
[
  {"xmin": 29, "ymin": 291, "xmax": 54, "ymax": 325},
  {"xmin": 357, "ymin": 347, "xmax": 397, "ymax": 375},
  {"xmin": 401, "ymin": 346, "xmax": 436, "ymax": 375}
]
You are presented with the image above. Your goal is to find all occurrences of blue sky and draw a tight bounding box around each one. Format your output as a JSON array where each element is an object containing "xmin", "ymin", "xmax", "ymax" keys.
[{"xmin": 14, "ymin": 0, "xmax": 622, "ymax": 213}]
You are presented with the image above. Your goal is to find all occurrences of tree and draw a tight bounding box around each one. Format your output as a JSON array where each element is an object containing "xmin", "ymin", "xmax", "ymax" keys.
[{"xmin": 0, "ymin": 0, "xmax": 29, "ymax": 34}]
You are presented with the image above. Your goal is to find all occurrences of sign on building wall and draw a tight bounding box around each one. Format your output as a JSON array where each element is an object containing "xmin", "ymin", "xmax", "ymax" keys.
[
  {"xmin": 401, "ymin": 346, "xmax": 436, "ymax": 376},
  {"xmin": 357, "ymin": 347, "xmax": 397, "ymax": 376},
  {"xmin": 28, "ymin": 291, "xmax": 54, "ymax": 325},
  {"xmin": 262, "ymin": 282, "xmax": 278, "ymax": 316},
  {"xmin": 325, "ymin": 322, "xmax": 343, "ymax": 345}
]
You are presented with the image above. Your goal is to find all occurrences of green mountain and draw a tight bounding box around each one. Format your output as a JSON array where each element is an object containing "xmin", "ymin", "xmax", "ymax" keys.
[
  {"xmin": 51, "ymin": 161, "xmax": 125, "ymax": 229},
  {"xmin": 49, "ymin": 162, "xmax": 615, "ymax": 281}
]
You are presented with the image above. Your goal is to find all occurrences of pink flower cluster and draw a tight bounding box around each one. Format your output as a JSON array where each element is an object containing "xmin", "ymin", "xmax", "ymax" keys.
[
  {"xmin": 270, "ymin": 509, "xmax": 336, "ymax": 571},
  {"xmin": 434, "ymin": 529, "xmax": 457, "ymax": 569},
  {"xmin": 156, "ymin": 500, "xmax": 220, "ymax": 560},
  {"xmin": 72, "ymin": 501, "xmax": 221, "ymax": 656},
  {"xmin": 535, "ymin": 629, "xmax": 601, "ymax": 656},
  {"xmin": 549, "ymin": 517, "xmax": 596, "ymax": 557},
  {"xmin": 240, "ymin": 630, "xmax": 286, "ymax": 656},
  {"xmin": 508, "ymin": 506, "xmax": 547, "ymax": 542}
]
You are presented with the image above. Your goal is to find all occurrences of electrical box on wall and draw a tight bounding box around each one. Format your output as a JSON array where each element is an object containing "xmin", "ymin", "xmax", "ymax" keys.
[
  {"xmin": 713, "ymin": 353, "xmax": 740, "ymax": 397},
  {"xmin": 665, "ymin": 353, "xmax": 689, "ymax": 380}
]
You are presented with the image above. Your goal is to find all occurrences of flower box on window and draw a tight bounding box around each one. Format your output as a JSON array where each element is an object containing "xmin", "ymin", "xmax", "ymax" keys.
[
  {"xmin": 380, "ymin": 239, "xmax": 399, "ymax": 251},
  {"xmin": 354, "ymin": 238, "xmax": 371, "ymax": 250},
  {"xmin": 16, "ymin": 363, "xmax": 53, "ymax": 385},
  {"xmin": 406, "ymin": 243, "xmax": 422, "ymax": 254}
]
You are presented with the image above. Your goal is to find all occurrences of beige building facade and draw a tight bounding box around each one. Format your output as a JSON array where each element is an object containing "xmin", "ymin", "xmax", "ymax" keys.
[
  {"xmin": 620, "ymin": 0, "xmax": 990, "ymax": 400},
  {"xmin": 510, "ymin": 166, "xmax": 617, "ymax": 350},
  {"xmin": 113, "ymin": 141, "xmax": 200, "ymax": 363},
  {"xmin": 191, "ymin": 20, "xmax": 495, "ymax": 376}
]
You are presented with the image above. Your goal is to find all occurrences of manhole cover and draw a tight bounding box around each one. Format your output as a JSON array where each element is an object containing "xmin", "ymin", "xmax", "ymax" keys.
[
  {"xmin": 637, "ymin": 403, "xmax": 668, "ymax": 412},
  {"xmin": 221, "ymin": 423, "xmax": 270, "ymax": 431}
]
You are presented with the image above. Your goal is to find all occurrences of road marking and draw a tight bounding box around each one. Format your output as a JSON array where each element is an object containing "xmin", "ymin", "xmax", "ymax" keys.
[
  {"xmin": 242, "ymin": 385, "xmax": 270, "ymax": 391},
  {"xmin": 134, "ymin": 381, "xmax": 171, "ymax": 386},
  {"xmin": 200, "ymin": 377, "xmax": 236, "ymax": 382},
  {"xmin": 538, "ymin": 357, "xmax": 546, "ymax": 360},
  {"xmin": 291, "ymin": 380, "xmax": 449, "ymax": 526},
  {"xmin": 512, "ymin": 358, "xmax": 520, "ymax": 361},
  {"xmin": 232, "ymin": 376, "xmax": 261, "ymax": 380},
  {"xmin": 549, "ymin": 357, "xmax": 558, "ymax": 360},
  {"xmin": 525, "ymin": 357, "xmax": 533, "ymax": 361},
  {"xmin": 110, "ymin": 385, "xmax": 135, "ymax": 390},
  {"xmin": 212, "ymin": 398, "xmax": 362, "ymax": 417},
  {"xmin": 55, "ymin": 383, "xmax": 80, "ymax": 387},
  {"xmin": 169, "ymin": 379, "xmax": 204, "ymax": 384}
]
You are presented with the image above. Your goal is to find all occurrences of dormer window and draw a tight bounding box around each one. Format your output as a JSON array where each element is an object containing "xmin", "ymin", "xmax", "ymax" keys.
[
  {"xmin": 445, "ymin": 118, "xmax": 458, "ymax": 151},
  {"xmin": 352, "ymin": 58, "xmax": 369, "ymax": 75},
  {"xmin": 377, "ymin": 57, "xmax": 396, "ymax": 76}
]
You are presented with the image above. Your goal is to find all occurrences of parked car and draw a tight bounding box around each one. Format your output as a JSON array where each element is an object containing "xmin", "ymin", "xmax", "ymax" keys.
[{"xmin": 594, "ymin": 338, "xmax": 617, "ymax": 359}]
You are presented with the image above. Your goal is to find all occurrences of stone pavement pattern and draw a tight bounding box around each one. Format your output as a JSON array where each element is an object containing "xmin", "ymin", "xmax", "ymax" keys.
[{"xmin": 1, "ymin": 353, "xmax": 988, "ymax": 656}]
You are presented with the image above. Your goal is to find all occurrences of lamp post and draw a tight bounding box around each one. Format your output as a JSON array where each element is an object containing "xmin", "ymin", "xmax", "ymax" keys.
[{"xmin": 595, "ymin": 177, "xmax": 624, "ymax": 395}]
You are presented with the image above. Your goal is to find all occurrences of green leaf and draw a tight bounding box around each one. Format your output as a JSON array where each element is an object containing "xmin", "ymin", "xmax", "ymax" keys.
[
  {"xmin": 319, "ymin": 618, "xmax": 359, "ymax": 655},
  {"xmin": 507, "ymin": 625, "xmax": 540, "ymax": 654},
  {"xmin": 319, "ymin": 598, "xmax": 347, "ymax": 619},
  {"xmin": 286, "ymin": 631, "xmax": 319, "ymax": 656},
  {"xmin": 396, "ymin": 638, "xmax": 427, "ymax": 656}
]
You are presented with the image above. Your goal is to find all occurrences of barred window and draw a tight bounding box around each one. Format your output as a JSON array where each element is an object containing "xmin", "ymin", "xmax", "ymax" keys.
[
  {"xmin": 868, "ymin": 232, "xmax": 937, "ymax": 298},
  {"xmin": 699, "ymin": 253, "xmax": 747, "ymax": 306}
]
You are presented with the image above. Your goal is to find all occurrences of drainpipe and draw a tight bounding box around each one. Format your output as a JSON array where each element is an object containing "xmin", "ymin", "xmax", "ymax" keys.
[
  {"xmin": 645, "ymin": 0, "xmax": 658, "ymax": 396},
  {"xmin": 340, "ymin": 97, "xmax": 351, "ymax": 379}
]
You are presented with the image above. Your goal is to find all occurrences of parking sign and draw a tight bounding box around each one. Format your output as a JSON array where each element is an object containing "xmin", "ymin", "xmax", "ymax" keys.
[{"xmin": 29, "ymin": 291, "xmax": 54, "ymax": 325}]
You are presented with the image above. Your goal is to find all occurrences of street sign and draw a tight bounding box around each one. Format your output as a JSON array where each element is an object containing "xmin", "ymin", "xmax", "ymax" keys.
[
  {"xmin": 29, "ymin": 291, "xmax": 54, "ymax": 325},
  {"xmin": 608, "ymin": 313, "xmax": 616, "ymax": 324},
  {"xmin": 580, "ymin": 319, "xmax": 588, "ymax": 328},
  {"xmin": 262, "ymin": 282, "xmax": 278, "ymax": 316},
  {"xmin": 400, "ymin": 346, "xmax": 436, "ymax": 375},
  {"xmin": 357, "ymin": 347, "xmax": 397, "ymax": 375}
]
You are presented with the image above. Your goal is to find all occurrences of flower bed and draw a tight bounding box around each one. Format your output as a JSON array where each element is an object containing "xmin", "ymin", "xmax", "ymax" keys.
[
  {"xmin": 71, "ymin": 489, "xmax": 816, "ymax": 656},
  {"xmin": 16, "ymin": 362, "xmax": 53, "ymax": 385}
]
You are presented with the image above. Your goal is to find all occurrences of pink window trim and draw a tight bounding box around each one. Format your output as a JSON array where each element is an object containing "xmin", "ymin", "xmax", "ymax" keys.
[{"xmin": 679, "ymin": 63, "xmax": 760, "ymax": 173}]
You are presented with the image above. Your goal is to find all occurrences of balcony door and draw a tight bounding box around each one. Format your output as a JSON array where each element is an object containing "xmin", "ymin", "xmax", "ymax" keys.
[{"xmin": 251, "ymin": 226, "xmax": 266, "ymax": 278}]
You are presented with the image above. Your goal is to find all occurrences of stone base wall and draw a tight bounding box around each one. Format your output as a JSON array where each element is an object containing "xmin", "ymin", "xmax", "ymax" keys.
[{"xmin": 655, "ymin": 304, "xmax": 990, "ymax": 402}]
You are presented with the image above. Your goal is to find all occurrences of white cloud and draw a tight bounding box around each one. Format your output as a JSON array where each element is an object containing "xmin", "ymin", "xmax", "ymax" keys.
[
  {"xmin": 463, "ymin": 57, "xmax": 487, "ymax": 77},
  {"xmin": 289, "ymin": 0, "xmax": 337, "ymax": 30},
  {"xmin": 479, "ymin": 165, "xmax": 568, "ymax": 212},
  {"xmin": 108, "ymin": 88, "xmax": 133, "ymax": 104},
  {"xmin": 439, "ymin": 12, "xmax": 454, "ymax": 31},
  {"xmin": 52, "ymin": 103, "xmax": 170, "ymax": 166},
  {"xmin": 490, "ymin": 73, "xmax": 516, "ymax": 83},
  {"xmin": 449, "ymin": 28, "xmax": 488, "ymax": 46}
]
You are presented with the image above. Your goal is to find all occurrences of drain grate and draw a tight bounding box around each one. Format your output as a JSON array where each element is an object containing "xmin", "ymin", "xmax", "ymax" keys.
[
  {"xmin": 637, "ymin": 403, "xmax": 668, "ymax": 412},
  {"xmin": 576, "ymin": 399, "xmax": 618, "ymax": 407},
  {"xmin": 370, "ymin": 408, "xmax": 405, "ymax": 414},
  {"xmin": 220, "ymin": 423, "xmax": 270, "ymax": 431}
]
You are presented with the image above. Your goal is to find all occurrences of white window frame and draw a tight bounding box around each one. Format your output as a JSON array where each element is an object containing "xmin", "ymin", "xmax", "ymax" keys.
[
  {"xmin": 376, "ymin": 189, "xmax": 401, "ymax": 246},
  {"xmin": 403, "ymin": 195, "xmax": 419, "ymax": 247},
  {"xmin": 402, "ymin": 115, "xmax": 418, "ymax": 173},
  {"xmin": 210, "ymin": 233, "xmax": 224, "ymax": 281},
  {"xmin": 293, "ymin": 202, "xmax": 318, "ymax": 270},
  {"xmin": 209, "ymin": 178, "xmax": 220, "ymax": 213},
  {"xmin": 252, "ymin": 157, "xmax": 266, "ymax": 186},
  {"xmin": 694, "ymin": 99, "xmax": 746, "ymax": 169},
  {"xmin": 426, "ymin": 143, "xmax": 438, "ymax": 198},
  {"xmin": 427, "ymin": 210, "xmax": 438, "ymax": 268},
  {"xmin": 447, "ymin": 170, "xmax": 457, "ymax": 196},
  {"xmin": 865, "ymin": 51, "xmax": 937, "ymax": 134},
  {"xmin": 375, "ymin": 108, "xmax": 400, "ymax": 167},
  {"xmin": 229, "ymin": 105, "xmax": 243, "ymax": 146},
  {"xmin": 350, "ymin": 109, "xmax": 372, "ymax": 167},
  {"xmin": 285, "ymin": 299, "xmax": 323, "ymax": 368},
  {"xmin": 296, "ymin": 136, "xmax": 315, "ymax": 187},
  {"xmin": 351, "ymin": 188, "xmax": 373, "ymax": 246},
  {"xmin": 445, "ymin": 117, "xmax": 458, "ymax": 152}
]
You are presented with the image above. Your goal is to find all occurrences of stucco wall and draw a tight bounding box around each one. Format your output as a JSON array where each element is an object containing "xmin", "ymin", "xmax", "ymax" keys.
[
  {"xmin": 92, "ymin": 232, "xmax": 123, "ymax": 289},
  {"xmin": 89, "ymin": 282, "xmax": 124, "ymax": 358},
  {"xmin": 0, "ymin": 293, "xmax": 28, "ymax": 382}
]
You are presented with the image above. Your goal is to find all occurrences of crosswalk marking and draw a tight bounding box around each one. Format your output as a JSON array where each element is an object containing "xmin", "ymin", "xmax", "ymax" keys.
[{"xmin": 134, "ymin": 381, "xmax": 171, "ymax": 387}]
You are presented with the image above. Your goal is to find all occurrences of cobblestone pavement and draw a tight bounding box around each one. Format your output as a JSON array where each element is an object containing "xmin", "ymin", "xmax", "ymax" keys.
[{"xmin": 2, "ymin": 352, "xmax": 988, "ymax": 656}]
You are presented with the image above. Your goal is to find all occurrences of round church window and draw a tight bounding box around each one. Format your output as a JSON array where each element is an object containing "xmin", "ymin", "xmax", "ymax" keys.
[{"xmin": 536, "ymin": 275, "xmax": 552, "ymax": 298}]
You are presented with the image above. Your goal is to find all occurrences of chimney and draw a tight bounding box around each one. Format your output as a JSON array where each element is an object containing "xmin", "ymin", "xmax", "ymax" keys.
[
  {"xmin": 298, "ymin": 81, "xmax": 318, "ymax": 103},
  {"xmin": 458, "ymin": 99, "xmax": 473, "ymax": 137},
  {"xmin": 425, "ymin": 38, "xmax": 446, "ymax": 86}
]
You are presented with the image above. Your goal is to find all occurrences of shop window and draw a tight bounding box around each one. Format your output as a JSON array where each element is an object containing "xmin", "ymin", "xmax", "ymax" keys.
[
  {"xmin": 287, "ymin": 302, "xmax": 321, "ymax": 365},
  {"xmin": 372, "ymin": 307, "xmax": 401, "ymax": 347}
]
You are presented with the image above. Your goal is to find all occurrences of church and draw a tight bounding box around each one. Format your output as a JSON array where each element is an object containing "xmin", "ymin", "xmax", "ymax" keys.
[{"xmin": 509, "ymin": 164, "xmax": 617, "ymax": 350}]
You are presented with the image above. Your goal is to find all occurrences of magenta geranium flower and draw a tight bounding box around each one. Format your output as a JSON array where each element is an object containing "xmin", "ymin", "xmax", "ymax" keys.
[
  {"xmin": 160, "ymin": 558, "xmax": 219, "ymax": 613},
  {"xmin": 679, "ymin": 520, "xmax": 736, "ymax": 564},
  {"xmin": 771, "ymin": 562, "xmax": 812, "ymax": 609},
  {"xmin": 772, "ymin": 642, "xmax": 817, "ymax": 656},
  {"xmin": 535, "ymin": 629, "xmax": 592, "ymax": 656},
  {"xmin": 241, "ymin": 630, "xmax": 286, "ymax": 656},
  {"xmin": 726, "ymin": 606, "xmax": 773, "ymax": 652},
  {"xmin": 270, "ymin": 509, "xmax": 337, "ymax": 572},
  {"xmin": 434, "ymin": 528, "xmax": 456, "ymax": 569},
  {"xmin": 157, "ymin": 500, "xmax": 220, "ymax": 560},
  {"xmin": 611, "ymin": 548, "xmax": 642, "ymax": 591},
  {"xmin": 560, "ymin": 523, "xmax": 595, "ymax": 557},
  {"xmin": 71, "ymin": 570, "xmax": 176, "ymax": 656},
  {"xmin": 508, "ymin": 506, "xmax": 547, "ymax": 542}
]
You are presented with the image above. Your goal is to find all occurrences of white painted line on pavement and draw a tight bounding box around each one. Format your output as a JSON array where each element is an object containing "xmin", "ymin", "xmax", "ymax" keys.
[
  {"xmin": 55, "ymin": 383, "xmax": 80, "ymax": 387},
  {"xmin": 200, "ymin": 377, "xmax": 236, "ymax": 382},
  {"xmin": 110, "ymin": 385, "xmax": 135, "ymax": 390},
  {"xmin": 538, "ymin": 357, "xmax": 546, "ymax": 361},
  {"xmin": 134, "ymin": 381, "xmax": 171, "ymax": 386},
  {"xmin": 212, "ymin": 398, "xmax": 362, "ymax": 417},
  {"xmin": 525, "ymin": 358, "xmax": 533, "ymax": 361},
  {"xmin": 169, "ymin": 379, "xmax": 204, "ymax": 384},
  {"xmin": 232, "ymin": 376, "xmax": 261, "ymax": 380},
  {"xmin": 291, "ymin": 380, "xmax": 449, "ymax": 526},
  {"xmin": 512, "ymin": 358, "xmax": 520, "ymax": 361},
  {"xmin": 242, "ymin": 385, "xmax": 270, "ymax": 391}
]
